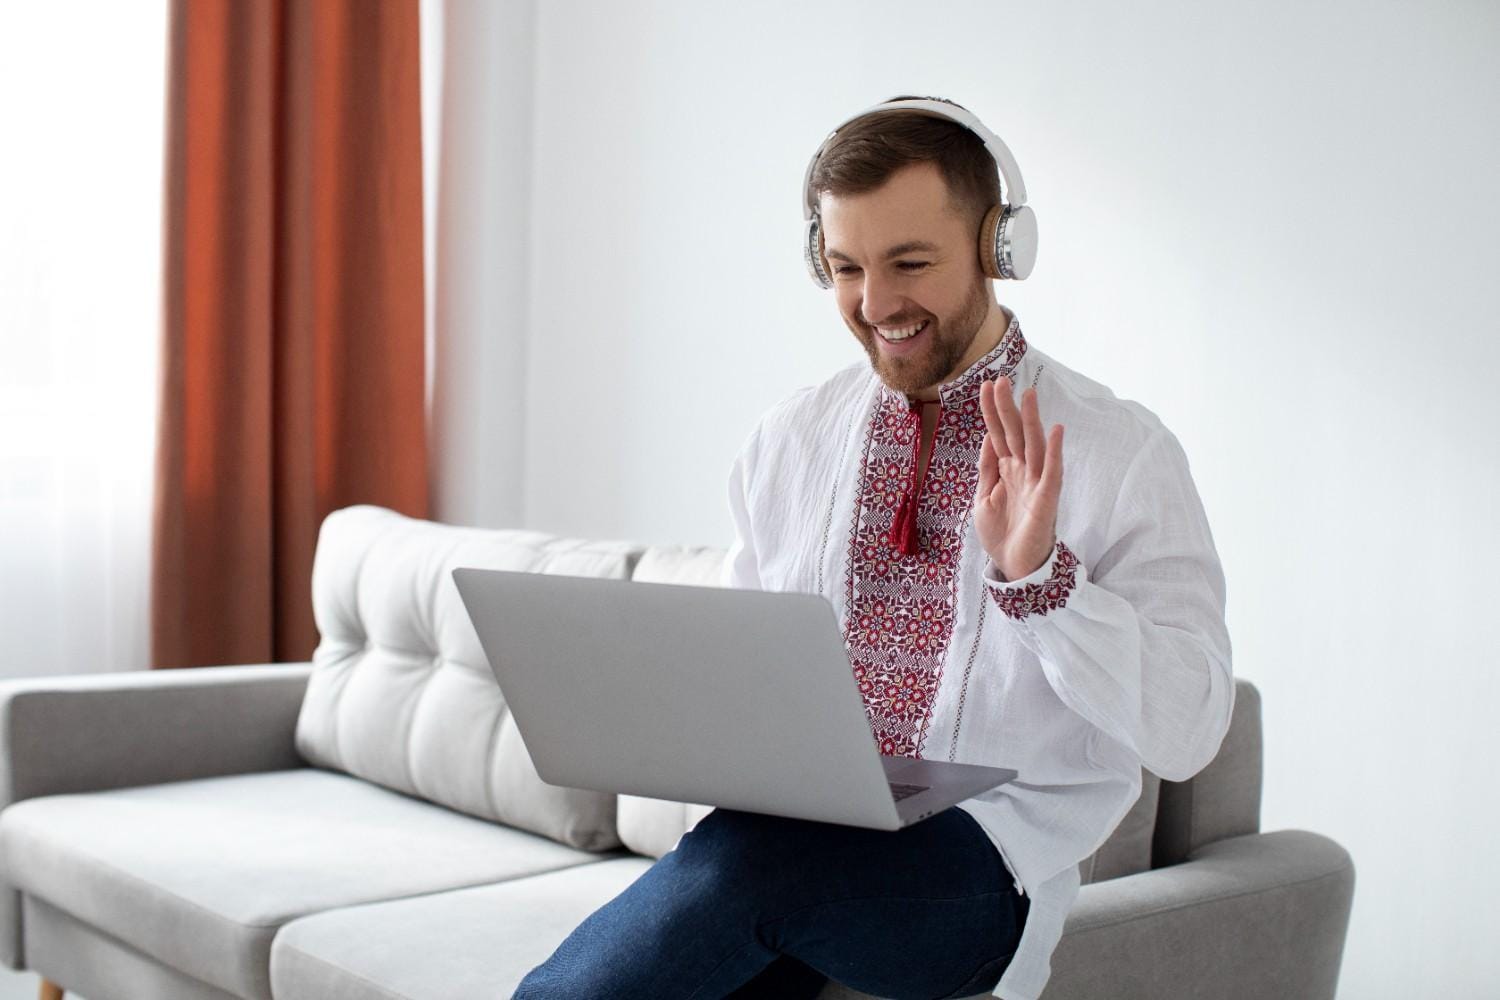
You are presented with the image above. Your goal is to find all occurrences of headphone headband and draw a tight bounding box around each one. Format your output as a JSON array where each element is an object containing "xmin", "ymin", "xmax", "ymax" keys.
[
  {"xmin": 801, "ymin": 98, "xmax": 1038, "ymax": 286},
  {"xmin": 801, "ymin": 98, "xmax": 1028, "ymax": 220}
]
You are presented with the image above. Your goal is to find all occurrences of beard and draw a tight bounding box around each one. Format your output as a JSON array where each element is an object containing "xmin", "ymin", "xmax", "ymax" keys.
[{"xmin": 847, "ymin": 274, "xmax": 992, "ymax": 397}]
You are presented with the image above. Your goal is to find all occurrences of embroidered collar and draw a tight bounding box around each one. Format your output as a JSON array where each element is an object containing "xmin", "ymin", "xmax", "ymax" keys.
[{"xmin": 877, "ymin": 311, "xmax": 1027, "ymax": 409}]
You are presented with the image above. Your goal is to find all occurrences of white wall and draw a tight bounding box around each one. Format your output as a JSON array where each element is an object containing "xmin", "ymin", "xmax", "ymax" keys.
[
  {"xmin": 423, "ymin": 0, "xmax": 536, "ymax": 528},
  {"xmin": 440, "ymin": 1, "xmax": 1500, "ymax": 995}
]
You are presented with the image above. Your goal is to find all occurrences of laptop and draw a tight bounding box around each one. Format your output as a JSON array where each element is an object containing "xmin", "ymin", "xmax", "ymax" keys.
[{"xmin": 451, "ymin": 568, "xmax": 1016, "ymax": 830}]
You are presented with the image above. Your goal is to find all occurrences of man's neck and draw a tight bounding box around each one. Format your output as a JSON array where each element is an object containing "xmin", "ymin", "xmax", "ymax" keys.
[{"xmin": 909, "ymin": 301, "xmax": 1012, "ymax": 402}]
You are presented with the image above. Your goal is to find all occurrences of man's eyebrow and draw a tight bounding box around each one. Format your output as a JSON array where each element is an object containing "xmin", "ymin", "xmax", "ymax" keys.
[{"xmin": 823, "ymin": 241, "xmax": 940, "ymax": 263}]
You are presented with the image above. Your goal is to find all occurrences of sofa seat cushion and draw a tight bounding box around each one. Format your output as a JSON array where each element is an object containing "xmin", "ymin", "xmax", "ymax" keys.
[
  {"xmin": 0, "ymin": 768, "xmax": 616, "ymax": 1000},
  {"xmin": 270, "ymin": 857, "xmax": 656, "ymax": 1000}
]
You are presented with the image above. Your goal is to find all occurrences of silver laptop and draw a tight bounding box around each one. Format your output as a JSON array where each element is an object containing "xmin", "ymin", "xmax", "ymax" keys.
[{"xmin": 451, "ymin": 568, "xmax": 1016, "ymax": 831}]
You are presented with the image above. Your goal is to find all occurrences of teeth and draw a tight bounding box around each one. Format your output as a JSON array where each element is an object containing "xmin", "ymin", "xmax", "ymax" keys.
[{"xmin": 878, "ymin": 320, "xmax": 927, "ymax": 342}]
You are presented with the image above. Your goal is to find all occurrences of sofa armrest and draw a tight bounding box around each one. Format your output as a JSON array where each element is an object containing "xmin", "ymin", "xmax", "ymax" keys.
[
  {"xmin": 0, "ymin": 663, "xmax": 314, "ymax": 969},
  {"xmin": 1042, "ymin": 829, "xmax": 1355, "ymax": 1000},
  {"xmin": 0, "ymin": 663, "xmax": 313, "ymax": 806}
]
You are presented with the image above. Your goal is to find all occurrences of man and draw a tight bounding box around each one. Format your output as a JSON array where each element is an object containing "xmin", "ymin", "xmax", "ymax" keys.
[{"xmin": 515, "ymin": 97, "xmax": 1234, "ymax": 1000}]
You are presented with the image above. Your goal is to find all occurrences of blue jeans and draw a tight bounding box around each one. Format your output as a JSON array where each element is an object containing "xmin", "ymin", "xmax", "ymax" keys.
[{"xmin": 513, "ymin": 805, "xmax": 1029, "ymax": 1000}]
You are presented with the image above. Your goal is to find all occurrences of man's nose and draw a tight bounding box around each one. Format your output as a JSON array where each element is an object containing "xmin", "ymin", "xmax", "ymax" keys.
[{"xmin": 860, "ymin": 272, "xmax": 904, "ymax": 327}]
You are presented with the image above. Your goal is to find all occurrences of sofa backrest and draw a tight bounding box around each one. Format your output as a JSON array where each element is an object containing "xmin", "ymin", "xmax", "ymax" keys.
[
  {"xmin": 295, "ymin": 505, "xmax": 643, "ymax": 852},
  {"xmin": 297, "ymin": 506, "xmax": 1263, "ymax": 877}
]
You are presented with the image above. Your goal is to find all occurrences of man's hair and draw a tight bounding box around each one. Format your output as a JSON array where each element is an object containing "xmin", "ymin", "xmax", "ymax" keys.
[{"xmin": 809, "ymin": 95, "xmax": 1001, "ymax": 233}]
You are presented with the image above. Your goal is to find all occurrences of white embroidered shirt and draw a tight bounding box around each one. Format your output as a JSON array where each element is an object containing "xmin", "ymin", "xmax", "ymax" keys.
[{"xmin": 720, "ymin": 311, "xmax": 1235, "ymax": 1000}]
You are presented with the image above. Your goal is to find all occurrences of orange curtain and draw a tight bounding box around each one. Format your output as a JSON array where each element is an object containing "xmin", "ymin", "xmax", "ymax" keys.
[{"xmin": 152, "ymin": 0, "xmax": 429, "ymax": 669}]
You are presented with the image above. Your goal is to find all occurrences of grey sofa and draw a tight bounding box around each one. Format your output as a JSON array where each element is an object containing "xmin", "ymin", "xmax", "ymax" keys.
[{"xmin": 0, "ymin": 505, "xmax": 1354, "ymax": 1000}]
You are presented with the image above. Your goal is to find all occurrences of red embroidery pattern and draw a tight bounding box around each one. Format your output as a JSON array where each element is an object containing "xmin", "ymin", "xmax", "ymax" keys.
[
  {"xmin": 989, "ymin": 541, "xmax": 1080, "ymax": 621},
  {"xmin": 843, "ymin": 323, "xmax": 1027, "ymax": 758}
]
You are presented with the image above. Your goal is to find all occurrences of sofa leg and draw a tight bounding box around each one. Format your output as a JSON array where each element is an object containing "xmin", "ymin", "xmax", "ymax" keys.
[{"xmin": 39, "ymin": 979, "xmax": 64, "ymax": 1000}]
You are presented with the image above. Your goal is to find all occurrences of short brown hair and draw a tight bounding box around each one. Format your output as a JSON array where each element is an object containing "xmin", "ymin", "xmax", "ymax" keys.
[{"xmin": 810, "ymin": 95, "xmax": 1000, "ymax": 232}]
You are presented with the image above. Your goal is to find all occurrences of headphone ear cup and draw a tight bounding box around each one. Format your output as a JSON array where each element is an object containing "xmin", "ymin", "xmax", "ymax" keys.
[
  {"xmin": 804, "ymin": 217, "xmax": 833, "ymax": 289},
  {"xmin": 979, "ymin": 205, "xmax": 1006, "ymax": 280},
  {"xmin": 980, "ymin": 204, "xmax": 1038, "ymax": 281},
  {"xmin": 1001, "ymin": 204, "xmax": 1038, "ymax": 280}
]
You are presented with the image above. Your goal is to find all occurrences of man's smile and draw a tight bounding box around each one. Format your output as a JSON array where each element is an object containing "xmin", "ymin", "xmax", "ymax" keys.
[
  {"xmin": 873, "ymin": 318, "xmax": 931, "ymax": 355},
  {"xmin": 875, "ymin": 319, "xmax": 928, "ymax": 342}
]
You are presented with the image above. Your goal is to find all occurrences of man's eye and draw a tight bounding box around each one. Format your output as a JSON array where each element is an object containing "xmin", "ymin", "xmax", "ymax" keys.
[{"xmin": 832, "ymin": 262, "xmax": 928, "ymax": 276}]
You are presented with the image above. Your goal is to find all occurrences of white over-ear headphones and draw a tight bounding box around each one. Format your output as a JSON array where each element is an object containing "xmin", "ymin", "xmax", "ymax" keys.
[{"xmin": 802, "ymin": 98, "xmax": 1038, "ymax": 289}]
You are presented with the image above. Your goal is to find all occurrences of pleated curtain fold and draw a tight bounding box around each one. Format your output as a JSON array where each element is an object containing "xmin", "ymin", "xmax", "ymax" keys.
[{"xmin": 152, "ymin": 0, "xmax": 429, "ymax": 669}]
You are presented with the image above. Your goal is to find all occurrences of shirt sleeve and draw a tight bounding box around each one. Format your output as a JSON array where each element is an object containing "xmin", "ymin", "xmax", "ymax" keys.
[
  {"xmin": 981, "ymin": 426, "xmax": 1234, "ymax": 782},
  {"xmin": 721, "ymin": 423, "xmax": 764, "ymax": 591}
]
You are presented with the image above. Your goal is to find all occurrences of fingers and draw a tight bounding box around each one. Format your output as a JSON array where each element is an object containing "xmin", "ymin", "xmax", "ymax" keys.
[
  {"xmin": 979, "ymin": 378, "xmax": 1010, "ymax": 458},
  {"xmin": 978, "ymin": 432, "xmax": 1000, "ymax": 498},
  {"xmin": 1021, "ymin": 386, "xmax": 1045, "ymax": 480},
  {"xmin": 983, "ymin": 376, "xmax": 1062, "ymax": 493},
  {"xmin": 1041, "ymin": 423, "xmax": 1065, "ymax": 502},
  {"xmin": 994, "ymin": 377, "xmax": 1026, "ymax": 461}
]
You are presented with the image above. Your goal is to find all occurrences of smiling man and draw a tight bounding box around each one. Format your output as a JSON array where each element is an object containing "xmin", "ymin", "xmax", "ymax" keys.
[{"xmin": 514, "ymin": 97, "xmax": 1234, "ymax": 1000}]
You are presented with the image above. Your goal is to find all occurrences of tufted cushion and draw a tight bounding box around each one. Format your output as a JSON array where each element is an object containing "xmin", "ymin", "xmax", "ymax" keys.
[
  {"xmin": 294, "ymin": 505, "xmax": 644, "ymax": 851},
  {"xmin": 631, "ymin": 545, "xmax": 731, "ymax": 590},
  {"xmin": 615, "ymin": 543, "xmax": 1160, "ymax": 882}
]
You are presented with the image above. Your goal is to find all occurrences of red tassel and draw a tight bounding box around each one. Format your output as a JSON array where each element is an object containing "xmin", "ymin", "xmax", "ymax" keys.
[
  {"xmin": 892, "ymin": 493, "xmax": 914, "ymax": 556},
  {"xmin": 889, "ymin": 397, "xmax": 942, "ymax": 558}
]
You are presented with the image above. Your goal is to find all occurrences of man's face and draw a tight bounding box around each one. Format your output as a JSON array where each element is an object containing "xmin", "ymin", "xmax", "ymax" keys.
[{"xmin": 819, "ymin": 161, "xmax": 993, "ymax": 397}]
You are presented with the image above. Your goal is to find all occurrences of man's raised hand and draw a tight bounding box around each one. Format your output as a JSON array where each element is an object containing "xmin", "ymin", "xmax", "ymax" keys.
[{"xmin": 975, "ymin": 375, "xmax": 1064, "ymax": 582}]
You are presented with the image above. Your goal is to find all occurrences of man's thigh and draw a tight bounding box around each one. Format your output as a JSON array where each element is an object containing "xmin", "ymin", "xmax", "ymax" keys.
[
  {"xmin": 675, "ymin": 805, "xmax": 1012, "ymax": 906},
  {"xmin": 673, "ymin": 806, "xmax": 1026, "ymax": 1000}
]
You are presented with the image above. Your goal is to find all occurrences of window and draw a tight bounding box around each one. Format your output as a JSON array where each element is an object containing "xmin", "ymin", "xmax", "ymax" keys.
[{"xmin": 0, "ymin": 2, "xmax": 169, "ymax": 677}]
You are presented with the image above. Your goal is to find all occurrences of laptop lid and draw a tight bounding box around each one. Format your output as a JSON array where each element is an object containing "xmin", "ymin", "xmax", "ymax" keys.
[{"xmin": 451, "ymin": 567, "xmax": 907, "ymax": 829}]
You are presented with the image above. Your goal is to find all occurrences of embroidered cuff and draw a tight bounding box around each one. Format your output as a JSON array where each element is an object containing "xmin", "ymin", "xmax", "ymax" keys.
[{"xmin": 982, "ymin": 540, "xmax": 1081, "ymax": 621}]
